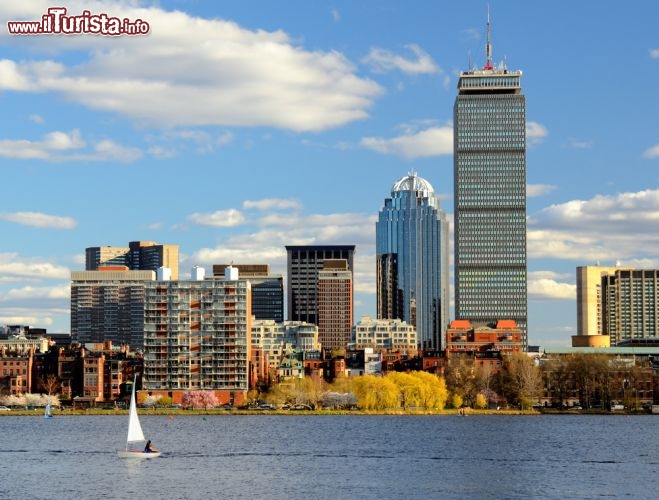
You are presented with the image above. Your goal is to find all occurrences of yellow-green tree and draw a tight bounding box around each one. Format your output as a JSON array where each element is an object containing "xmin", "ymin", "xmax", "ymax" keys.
[
  {"xmin": 327, "ymin": 376, "xmax": 354, "ymax": 395},
  {"xmin": 450, "ymin": 393, "xmax": 463, "ymax": 409},
  {"xmin": 409, "ymin": 371, "xmax": 448, "ymax": 410},
  {"xmin": 352, "ymin": 375, "xmax": 400, "ymax": 410},
  {"xmin": 156, "ymin": 395, "xmax": 172, "ymax": 407},
  {"xmin": 475, "ymin": 392, "xmax": 487, "ymax": 409},
  {"xmin": 386, "ymin": 372, "xmax": 422, "ymax": 409}
]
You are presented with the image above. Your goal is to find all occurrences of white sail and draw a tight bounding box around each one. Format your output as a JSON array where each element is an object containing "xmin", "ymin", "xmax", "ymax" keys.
[{"xmin": 126, "ymin": 378, "xmax": 145, "ymax": 444}]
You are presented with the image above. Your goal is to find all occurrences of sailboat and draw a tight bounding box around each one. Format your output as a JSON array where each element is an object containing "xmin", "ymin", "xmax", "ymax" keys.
[
  {"xmin": 44, "ymin": 403, "xmax": 53, "ymax": 419},
  {"xmin": 117, "ymin": 376, "xmax": 161, "ymax": 459}
]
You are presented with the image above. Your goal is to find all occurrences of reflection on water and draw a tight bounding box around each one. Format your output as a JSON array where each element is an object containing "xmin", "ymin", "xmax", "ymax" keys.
[{"xmin": 0, "ymin": 414, "xmax": 657, "ymax": 499}]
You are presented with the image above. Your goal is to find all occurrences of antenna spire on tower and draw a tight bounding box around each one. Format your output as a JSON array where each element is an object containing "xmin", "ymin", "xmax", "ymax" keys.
[{"xmin": 483, "ymin": 5, "xmax": 493, "ymax": 70}]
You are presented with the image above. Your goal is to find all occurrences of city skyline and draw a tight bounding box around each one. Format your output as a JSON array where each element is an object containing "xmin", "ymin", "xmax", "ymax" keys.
[{"xmin": 2, "ymin": 2, "xmax": 659, "ymax": 348}]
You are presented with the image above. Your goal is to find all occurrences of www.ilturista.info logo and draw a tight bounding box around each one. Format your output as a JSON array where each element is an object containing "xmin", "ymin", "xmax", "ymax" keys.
[{"xmin": 7, "ymin": 7, "xmax": 150, "ymax": 36}]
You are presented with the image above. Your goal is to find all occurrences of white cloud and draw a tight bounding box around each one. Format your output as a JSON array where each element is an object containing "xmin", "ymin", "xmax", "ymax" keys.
[
  {"xmin": 0, "ymin": 253, "xmax": 70, "ymax": 281},
  {"xmin": 0, "ymin": 314, "xmax": 54, "ymax": 327},
  {"xmin": 187, "ymin": 209, "xmax": 246, "ymax": 227},
  {"xmin": 43, "ymin": 129, "xmax": 85, "ymax": 150},
  {"xmin": 528, "ymin": 271, "xmax": 575, "ymax": 300},
  {"xmin": 528, "ymin": 278, "xmax": 576, "ymax": 300},
  {"xmin": 650, "ymin": 48, "xmax": 659, "ymax": 58},
  {"xmin": 331, "ymin": 8, "xmax": 340, "ymax": 22},
  {"xmin": 527, "ymin": 184, "xmax": 556, "ymax": 197},
  {"xmin": 181, "ymin": 208, "xmax": 377, "ymax": 283},
  {"xmin": 0, "ymin": 211, "xmax": 76, "ymax": 229},
  {"xmin": 528, "ymin": 188, "xmax": 659, "ymax": 261},
  {"xmin": 29, "ymin": 114, "xmax": 45, "ymax": 124},
  {"xmin": 361, "ymin": 125, "xmax": 453, "ymax": 159},
  {"xmin": 243, "ymin": 198, "xmax": 302, "ymax": 211},
  {"xmin": 526, "ymin": 121, "xmax": 548, "ymax": 145},
  {"xmin": 0, "ymin": 129, "xmax": 141, "ymax": 162},
  {"xmin": 643, "ymin": 144, "xmax": 659, "ymax": 159},
  {"xmin": 1, "ymin": 284, "xmax": 70, "ymax": 301},
  {"xmin": 88, "ymin": 139, "xmax": 142, "ymax": 162},
  {"xmin": 0, "ymin": 3, "xmax": 382, "ymax": 132},
  {"xmin": 363, "ymin": 44, "xmax": 439, "ymax": 75},
  {"xmin": 0, "ymin": 59, "xmax": 33, "ymax": 90}
]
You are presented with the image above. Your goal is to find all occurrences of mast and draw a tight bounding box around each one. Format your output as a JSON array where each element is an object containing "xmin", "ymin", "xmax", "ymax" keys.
[{"xmin": 483, "ymin": 5, "xmax": 493, "ymax": 70}]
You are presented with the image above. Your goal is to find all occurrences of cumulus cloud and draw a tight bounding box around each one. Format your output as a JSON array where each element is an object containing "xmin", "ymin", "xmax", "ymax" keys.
[
  {"xmin": 1, "ymin": 284, "xmax": 71, "ymax": 301},
  {"xmin": 361, "ymin": 125, "xmax": 453, "ymax": 159},
  {"xmin": 0, "ymin": 129, "xmax": 141, "ymax": 162},
  {"xmin": 526, "ymin": 121, "xmax": 548, "ymax": 145},
  {"xmin": 181, "ymin": 208, "xmax": 376, "ymax": 282},
  {"xmin": 0, "ymin": 211, "xmax": 76, "ymax": 229},
  {"xmin": 363, "ymin": 44, "xmax": 439, "ymax": 75},
  {"xmin": 528, "ymin": 188, "xmax": 659, "ymax": 261},
  {"xmin": 0, "ymin": 3, "xmax": 382, "ymax": 132},
  {"xmin": 187, "ymin": 209, "xmax": 246, "ymax": 227},
  {"xmin": 0, "ymin": 253, "xmax": 70, "ymax": 281},
  {"xmin": 527, "ymin": 184, "xmax": 556, "ymax": 197},
  {"xmin": 528, "ymin": 278, "xmax": 576, "ymax": 300},
  {"xmin": 528, "ymin": 271, "xmax": 575, "ymax": 300}
]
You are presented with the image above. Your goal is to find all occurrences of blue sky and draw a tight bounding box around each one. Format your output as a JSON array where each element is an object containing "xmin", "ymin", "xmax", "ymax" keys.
[{"xmin": 1, "ymin": 1, "xmax": 659, "ymax": 348}]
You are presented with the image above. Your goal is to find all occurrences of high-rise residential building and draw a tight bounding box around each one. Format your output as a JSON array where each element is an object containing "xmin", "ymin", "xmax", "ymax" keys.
[
  {"xmin": 602, "ymin": 269, "xmax": 659, "ymax": 346},
  {"xmin": 376, "ymin": 173, "xmax": 450, "ymax": 350},
  {"xmin": 142, "ymin": 268, "xmax": 251, "ymax": 405},
  {"xmin": 317, "ymin": 259, "xmax": 353, "ymax": 353},
  {"xmin": 285, "ymin": 245, "xmax": 355, "ymax": 325},
  {"xmin": 70, "ymin": 268, "xmax": 155, "ymax": 349},
  {"xmin": 86, "ymin": 241, "xmax": 179, "ymax": 279},
  {"xmin": 453, "ymin": 15, "xmax": 528, "ymax": 348},
  {"xmin": 213, "ymin": 264, "xmax": 284, "ymax": 322},
  {"xmin": 574, "ymin": 265, "xmax": 625, "ymax": 347}
]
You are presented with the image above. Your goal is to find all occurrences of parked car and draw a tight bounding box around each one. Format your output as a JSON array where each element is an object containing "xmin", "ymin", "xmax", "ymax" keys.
[
  {"xmin": 258, "ymin": 404, "xmax": 276, "ymax": 410},
  {"xmin": 0, "ymin": 406, "xmax": 10, "ymax": 411}
]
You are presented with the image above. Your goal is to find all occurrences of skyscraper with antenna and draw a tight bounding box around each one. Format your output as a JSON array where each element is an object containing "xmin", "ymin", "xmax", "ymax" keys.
[{"xmin": 453, "ymin": 11, "xmax": 528, "ymax": 348}]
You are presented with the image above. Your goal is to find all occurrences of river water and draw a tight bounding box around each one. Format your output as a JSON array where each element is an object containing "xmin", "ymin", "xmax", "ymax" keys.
[{"xmin": 0, "ymin": 413, "xmax": 657, "ymax": 499}]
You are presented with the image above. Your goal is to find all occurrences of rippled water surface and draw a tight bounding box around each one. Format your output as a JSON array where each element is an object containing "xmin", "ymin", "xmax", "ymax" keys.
[{"xmin": 0, "ymin": 413, "xmax": 657, "ymax": 499}]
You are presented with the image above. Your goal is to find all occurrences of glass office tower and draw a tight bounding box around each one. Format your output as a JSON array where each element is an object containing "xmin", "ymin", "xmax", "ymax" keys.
[
  {"xmin": 376, "ymin": 173, "xmax": 450, "ymax": 350},
  {"xmin": 453, "ymin": 29, "xmax": 528, "ymax": 348}
]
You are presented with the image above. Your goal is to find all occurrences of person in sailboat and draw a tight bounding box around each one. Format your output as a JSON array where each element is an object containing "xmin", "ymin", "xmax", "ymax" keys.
[{"xmin": 144, "ymin": 440, "xmax": 155, "ymax": 453}]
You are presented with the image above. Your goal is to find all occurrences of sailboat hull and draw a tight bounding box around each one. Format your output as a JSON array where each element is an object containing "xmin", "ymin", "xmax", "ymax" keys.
[{"xmin": 117, "ymin": 450, "xmax": 161, "ymax": 459}]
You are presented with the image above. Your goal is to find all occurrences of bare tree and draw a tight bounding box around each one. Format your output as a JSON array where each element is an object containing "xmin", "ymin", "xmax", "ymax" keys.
[{"xmin": 40, "ymin": 374, "xmax": 61, "ymax": 396}]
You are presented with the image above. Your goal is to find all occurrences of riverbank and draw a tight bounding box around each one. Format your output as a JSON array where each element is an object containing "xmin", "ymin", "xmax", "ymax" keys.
[
  {"xmin": 1, "ymin": 407, "xmax": 539, "ymax": 417},
  {"xmin": 3, "ymin": 407, "xmax": 652, "ymax": 417}
]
